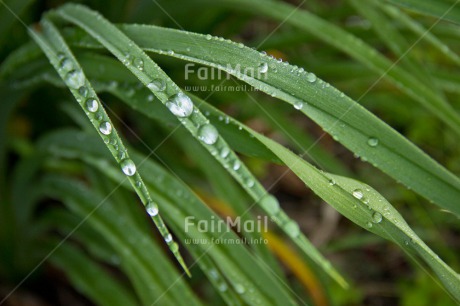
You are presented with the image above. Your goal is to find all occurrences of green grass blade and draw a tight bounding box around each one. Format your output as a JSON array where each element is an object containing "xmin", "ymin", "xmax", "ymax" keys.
[
  {"xmin": 379, "ymin": 3, "xmax": 460, "ymax": 66},
  {"xmin": 49, "ymin": 242, "xmax": 139, "ymax": 306},
  {"xmin": 51, "ymin": 3, "xmax": 346, "ymax": 287},
  {"xmin": 57, "ymin": 23, "xmax": 460, "ymax": 215},
  {"xmin": 381, "ymin": 0, "xmax": 460, "ymax": 24},
  {"xmin": 201, "ymin": 102, "xmax": 460, "ymax": 302},
  {"xmin": 202, "ymin": 0, "xmax": 460, "ymax": 135},
  {"xmin": 29, "ymin": 18, "xmax": 190, "ymax": 276},
  {"xmin": 39, "ymin": 129, "xmax": 300, "ymax": 306},
  {"xmin": 41, "ymin": 174, "xmax": 202, "ymax": 306}
]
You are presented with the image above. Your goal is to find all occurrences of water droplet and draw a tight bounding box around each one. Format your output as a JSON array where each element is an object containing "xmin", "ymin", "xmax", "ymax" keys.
[
  {"xmin": 135, "ymin": 180, "xmax": 141, "ymax": 187},
  {"xmin": 246, "ymin": 179, "xmax": 254, "ymax": 188},
  {"xmin": 198, "ymin": 124, "xmax": 219, "ymax": 145},
  {"xmin": 233, "ymin": 160, "xmax": 241, "ymax": 171},
  {"xmin": 258, "ymin": 62, "xmax": 268, "ymax": 74},
  {"xmin": 206, "ymin": 34, "xmax": 212, "ymax": 40},
  {"xmin": 85, "ymin": 98, "xmax": 99, "ymax": 112},
  {"xmin": 78, "ymin": 86, "xmax": 88, "ymax": 97},
  {"xmin": 260, "ymin": 194, "xmax": 280, "ymax": 214},
  {"xmin": 285, "ymin": 221, "xmax": 300, "ymax": 237},
  {"xmin": 165, "ymin": 234, "xmax": 173, "ymax": 243},
  {"xmin": 60, "ymin": 58, "xmax": 73, "ymax": 71},
  {"xmin": 147, "ymin": 79, "xmax": 166, "ymax": 91},
  {"xmin": 235, "ymin": 284, "xmax": 245, "ymax": 294},
  {"xmin": 146, "ymin": 202, "xmax": 159, "ymax": 216},
  {"xmin": 293, "ymin": 101, "xmax": 304, "ymax": 110},
  {"xmin": 99, "ymin": 121, "xmax": 112, "ymax": 135},
  {"xmin": 306, "ymin": 72, "xmax": 316, "ymax": 83},
  {"xmin": 166, "ymin": 93, "xmax": 194, "ymax": 117},
  {"xmin": 366, "ymin": 222, "xmax": 373, "ymax": 228},
  {"xmin": 220, "ymin": 147, "xmax": 230, "ymax": 158},
  {"xmin": 329, "ymin": 179, "xmax": 336, "ymax": 186},
  {"xmin": 218, "ymin": 282, "xmax": 228, "ymax": 292},
  {"xmin": 367, "ymin": 137, "xmax": 379, "ymax": 147},
  {"xmin": 372, "ymin": 212, "xmax": 382, "ymax": 224},
  {"xmin": 65, "ymin": 70, "xmax": 85, "ymax": 89},
  {"xmin": 120, "ymin": 158, "xmax": 136, "ymax": 176},
  {"xmin": 170, "ymin": 242, "xmax": 179, "ymax": 252},
  {"xmin": 166, "ymin": 50, "xmax": 174, "ymax": 55},
  {"xmin": 133, "ymin": 58, "xmax": 144, "ymax": 70},
  {"xmin": 352, "ymin": 189, "xmax": 364, "ymax": 200},
  {"xmin": 238, "ymin": 43, "xmax": 244, "ymax": 48}
]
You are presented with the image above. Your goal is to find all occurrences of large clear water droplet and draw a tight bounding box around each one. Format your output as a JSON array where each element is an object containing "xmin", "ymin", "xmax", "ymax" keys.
[
  {"xmin": 65, "ymin": 70, "xmax": 85, "ymax": 89},
  {"xmin": 146, "ymin": 202, "xmax": 159, "ymax": 216},
  {"xmin": 293, "ymin": 101, "xmax": 304, "ymax": 110},
  {"xmin": 372, "ymin": 212, "xmax": 382, "ymax": 224},
  {"xmin": 218, "ymin": 282, "xmax": 228, "ymax": 292},
  {"xmin": 60, "ymin": 58, "xmax": 73, "ymax": 71},
  {"xmin": 235, "ymin": 284, "xmax": 246, "ymax": 294},
  {"xmin": 352, "ymin": 189, "xmax": 364, "ymax": 200},
  {"xmin": 120, "ymin": 158, "xmax": 136, "ymax": 176},
  {"xmin": 198, "ymin": 124, "xmax": 219, "ymax": 145},
  {"xmin": 165, "ymin": 233, "xmax": 173, "ymax": 243},
  {"xmin": 285, "ymin": 221, "xmax": 300, "ymax": 237},
  {"xmin": 367, "ymin": 137, "xmax": 379, "ymax": 147},
  {"xmin": 306, "ymin": 72, "xmax": 316, "ymax": 83},
  {"xmin": 166, "ymin": 93, "xmax": 194, "ymax": 117},
  {"xmin": 260, "ymin": 194, "xmax": 280, "ymax": 214},
  {"xmin": 99, "ymin": 121, "xmax": 112, "ymax": 135},
  {"xmin": 220, "ymin": 147, "xmax": 230, "ymax": 158},
  {"xmin": 258, "ymin": 62, "xmax": 268, "ymax": 74},
  {"xmin": 133, "ymin": 58, "xmax": 144, "ymax": 71},
  {"xmin": 78, "ymin": 86, "xmax": 88, "ymax": 97},
  {"xmin": 85, "ymin": 98, "xmax": 99, "ymax": 113},
  {"xmin": 147, "ymin": 79, "xmax": 166, "ymax": 91},
  {"xmin": 232, "ymin": 160, "xmax": 241, "ymax": 171}
]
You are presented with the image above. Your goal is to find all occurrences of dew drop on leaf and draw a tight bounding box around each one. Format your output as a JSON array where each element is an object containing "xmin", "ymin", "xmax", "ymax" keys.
[
  {"xmin": 78, "ymin": 86, "xmax": 88, "ymax": 97},
  {"xmin": 372, "ymin": 212, "xmax": 383, "ymax": 224},
  {"xmin": 133, "ymin": 58, "xmax": 144, "ymax": 70},
  {"xmin": 294, "ymin": 101, "xmax": 304, "ymax": 110},
  {"xmin": 59, "ymin": 58, "xmax": 73, "ymax": 71},
  {"xmin": 306, "ymin": 72, "xmax": 317, "ymax": 83},
  {"xmin": 258, "ymin": 62, "xmax": 268, "ymax": 74},
  {"xmin": 352, "ymin": 189, "xmax": 364, "ymax": 200},
  {"xmin": 146, "ymin": 202, "xmax": 159, "ymax": 217},
  {"xmin": 65, "ymin": 70, "xmax": 85, "ymax": 89},
  {"xmin": 235, "ymin": 284, "xmax": 246, "ymax": 294},
  {"xmin": 85, "ymin": 98, "xmax": 99, "ymax": 113},
  {"xmin": 166, "ymin": 93, "xmax": 194, "ymax": 117},
  {"xmin": 285, "ymin": 220, "xmax": 300, "ymax": 237},
  {"xmin": 233, "ymin": 160, "xmax": 241, "ymax": 171},
  {"xmin": 367, "ymin": 137, "xmax": 379, "ymax": 147},
  {"xmin": 99, "ymin": 121, "xmax": 112, "ymax": 135},
  {"xmin": 220, "ymin": 147, "xmax": 230, "ymax": 158},
  {"xmin": 260, "ymin": 194, "xmax": 280, "ymax": 214},
  {"xmin": 120, "ymin": 158, "xmax": 136, "ymax": 176},
  {"xmin": 147, "ymin": 79, "xmax": 166, "ymax": 91},
  {"xmin": 198, "ymin": 124, "xmax": 219, "ymax": 145}
]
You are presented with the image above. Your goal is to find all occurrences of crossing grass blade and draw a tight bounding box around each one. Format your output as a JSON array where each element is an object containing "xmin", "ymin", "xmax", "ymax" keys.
[
  {"xmin": 29, "ymin": 18, "xmax": 191, "ymax": 276},
  {"xmin": 49, "ymin": 3, "xmax": 347, "ymax": 287},
  {"xmin": 51, "ymin": 22, "xmax": 460, "ymax": 215},
  {"xmin": 38, "ymin": 129, "xmax": 300, "ymax": 306},
  {"xmin": 192, "ymin": 94, "xmax": 460, "ymax": 303},
  {"xmin": 380, "ymin": 0, "xmax": 460, "ymax": 24}
]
